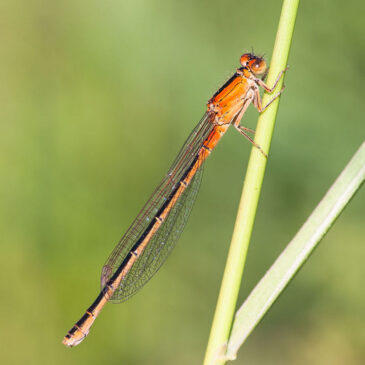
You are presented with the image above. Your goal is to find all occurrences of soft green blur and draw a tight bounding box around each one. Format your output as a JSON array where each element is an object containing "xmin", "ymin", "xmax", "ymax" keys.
[{"xmin": 1, "ymin": 1, "xmax": 364, "ymax": 364}]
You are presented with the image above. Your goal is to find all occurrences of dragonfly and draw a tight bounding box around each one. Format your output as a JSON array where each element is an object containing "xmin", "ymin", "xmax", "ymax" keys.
[{"xmin": 63, "ymin": 53, "xmax": 286, "ymax": 347}]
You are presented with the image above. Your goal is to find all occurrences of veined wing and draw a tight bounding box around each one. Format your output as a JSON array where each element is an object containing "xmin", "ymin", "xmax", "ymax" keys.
[{"xmin": 101, "ymin": 112, "xmax": 215, "ymax": 302}]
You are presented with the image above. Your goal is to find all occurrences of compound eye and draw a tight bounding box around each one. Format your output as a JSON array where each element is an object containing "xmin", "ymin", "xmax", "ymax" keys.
[
  {"xmin": 240, "ymin": 53, "xmax": 252, "ymax": 67},
  {"xmin": 250, "ymin": 58, "xmax": 267, "ymax": 75}
]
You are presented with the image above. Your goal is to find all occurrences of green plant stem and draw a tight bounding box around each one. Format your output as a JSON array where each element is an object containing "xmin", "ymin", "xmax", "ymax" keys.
[{"xmin": 202, "ymin": 1, "xmax": 299, "ymax": 364}]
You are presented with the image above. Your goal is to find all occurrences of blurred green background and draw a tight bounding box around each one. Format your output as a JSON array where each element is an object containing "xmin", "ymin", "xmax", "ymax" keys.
[{"xmin": 1, "ymin": 0, "xmax": 364, "ymax": 364}]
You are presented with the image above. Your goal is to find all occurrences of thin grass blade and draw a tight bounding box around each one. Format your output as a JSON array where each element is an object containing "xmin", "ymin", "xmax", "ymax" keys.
[{"xmin": 225, "ymin": 142, "xmax": 365, "ymax": 360}]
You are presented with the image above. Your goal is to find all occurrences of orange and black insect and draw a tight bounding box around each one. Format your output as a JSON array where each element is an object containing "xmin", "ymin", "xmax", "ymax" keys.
[{"xmin": 63, "ymin": 53, "xmax": 285, "ymax": 347}]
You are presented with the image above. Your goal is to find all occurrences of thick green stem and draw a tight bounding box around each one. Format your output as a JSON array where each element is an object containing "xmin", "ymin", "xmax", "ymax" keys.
[{"xmin": 202, "ymin": 1, "xmax": 300, "ymax": 364}]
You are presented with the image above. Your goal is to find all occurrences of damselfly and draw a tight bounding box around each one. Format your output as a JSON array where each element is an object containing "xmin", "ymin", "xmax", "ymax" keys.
[{"xmin": 63, "ymin": 53, "xmax": 285, "ymax": 347}]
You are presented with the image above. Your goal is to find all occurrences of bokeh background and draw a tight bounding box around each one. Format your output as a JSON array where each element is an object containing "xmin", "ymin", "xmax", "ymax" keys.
[{"xmin": 1, "ymin": 1, "xmax": 364, "ymax": 364}]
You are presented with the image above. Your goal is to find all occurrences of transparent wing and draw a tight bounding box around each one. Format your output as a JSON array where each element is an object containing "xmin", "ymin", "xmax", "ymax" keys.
[{"xmin": 101, "ymin": 112, "xmax": 215, "ymax": 302}]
